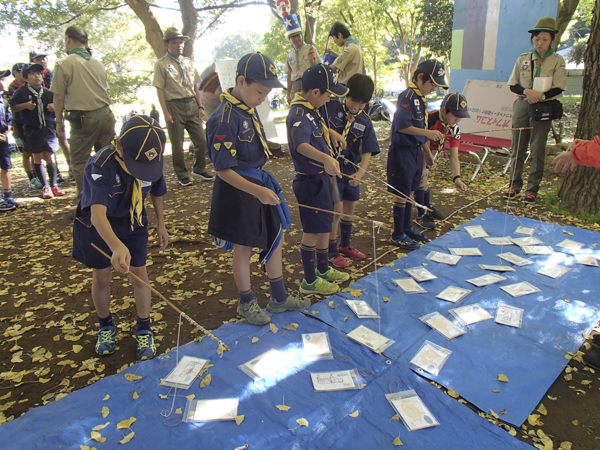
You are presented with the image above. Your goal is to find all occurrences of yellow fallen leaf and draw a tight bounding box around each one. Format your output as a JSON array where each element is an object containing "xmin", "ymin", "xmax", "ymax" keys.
[
  {"xmin": 559, "ymin": 442, "xmax": 573, "ymax": 450},
  {"xmin": 216, "ymin": 345, "xmax": 226, "ymax": 354},
  {"xmin": 251, "ymin": 337, "xmax": 259, "ymax": 344},
  {"xmin": 175, "ymin": 408, "xmax": 182, "ymax": 414},
  {"xmin": 500, "ymin": 409, "xmax": 507, "ymax": 415},
  {"xmin": 269, "ymin": 323, "xmax": 278, "ymax": 333},
  {"xmin": 490, "ymin": 409, "xmax": 499, "ymax": 419},
  {"xmin": 276, "ymin": 404, "xmax": 291, "ymax": 411},
  {"xmin": 133, "ymin": 392, "xmax": 139, "ymax": 400},
  {"xmin": 159, "ymin": 394, "xmax": 168, "ymax": 399},
  {"xmin": 328, "ymin": 301, "xmax": 334, "ymax": 308},
  {"xmin": 283, "ymin": 323, "xmax": 298, "ymax": 331},
  {"xmin": 342, "ymin": 288, "xmax": 365, "ymax": 297},
  {"xmin": 296, "ymin": 418, "xmax": 309, "ymax": 427},
  {"xmin": 349, "ymin": 410, "xmax": 359, "ymax": 417},
  {"xmin": 562, "ymin": 230, "xmax": 574, "ymax": 236},
  {"xmin": 92, "ymin": 422, "xmax": 110, "ymax": 431},
  {"xmin": 528, "ymin": 414, "xmax": 544, "ymax": 426},
  {"xmin": 547, "ymin": 395, "xmax": 557, "ymax": 401},
  {"xmin": 124, "ymin": 373, "xmax": 142, "ymax": 381},
  {"xmin": 509, "ymin": 427, "xmax": 517, "ymax": 436},
  {"xmin": 80, "ymin": 446, "xmax": 96, "ymax": 450},
  {"xmin": 343, "ymin": 316, "xmax": 348, "ymax": 321},
  {"xmin": 119, "ymin": 431, "xmax": 135, "ymax": 444},
  {"xmin": 391, "ymin": 414, "xmax": 399, "ymax": 420},
  {"xmin": 101, "ymin": 406, "xmax": 109, "ymax": 418},
  {"xmin": 186, "ymin": 394, "xmax": 195, "ymax": 401},
  {"xmin": 393, "ymin": 435, "xmax": 403, "ymax": 446},
  {"xmin": 200, "ymin": 374, "xmax": 211, "ymax": 388},
  {"xmin": 383, "ymin": 296, "xmax": 389, "ymax": 302},
  {"xmin": 73, "ymin": 345, "xmax": 83, "ymax": 354},
  {"xmin": 102, "ymin": 395, "xmax": 110, "ymax": 401},
  {"xmin": 447, "ymin": 388, "xmax": 459, "ymax": 398},
  {"xmin": 564, "ymin": 373, "xmax": 573, "ymax": 381},
  {"xmin": 90, "ymin": 431, "xmax": 106, "ymax": 442},
  {"xmin": 235, "ymin": 415, "xmax": 245, "ymax": 425},
  {"xmin": 117, "ymin": 417, "xmax": 137, "ymax": 429},
  {"xmin": 572, "ymin": 419, "xmax": 579, "ymax": 426},
  {"xmin": 311, "ymin": 310, "xmax": 319, "ymax": 314},
  {"xmin": 492, "ymin": 390, "xmax": 500, "ymax": 393},
  {"xmin": 497, "ymin": 374, "xmax": 509, "ymax": 382},
  {"xmin": 537, "ymin": 403, "xmax": 547, "ymax": 415},
  {"xmin": 581, "ymin": 379, "xmax": 592, "ymax": 386}
]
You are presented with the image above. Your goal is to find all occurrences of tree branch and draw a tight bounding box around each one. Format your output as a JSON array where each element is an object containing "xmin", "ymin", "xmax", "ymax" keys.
[{"xmin": 57, "ymin": 3, "xmax": 128, "ymax": 26}]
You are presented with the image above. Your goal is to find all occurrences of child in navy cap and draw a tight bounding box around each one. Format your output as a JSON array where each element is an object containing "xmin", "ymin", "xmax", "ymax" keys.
[
  {"xmin": 206, "ymin": 52, "xmax": 310, "ymax": 326},
  {"xmin": 287, "ymin": 63, "xmax": 350, "ymax": 295},
  {"xmin": 416, "ymin": 92, "xmax": 470, "ymax": 230},
  {"xmin": 0, "ymin": 70, "xmax": 20, "ymax": 211},
  {"xmin": 387, "ymin": 59, "xmax": 447, "ymax": 250},
  {"xmin": 72, "ymin": 115, "xmax": 168, "ymax": 360}
]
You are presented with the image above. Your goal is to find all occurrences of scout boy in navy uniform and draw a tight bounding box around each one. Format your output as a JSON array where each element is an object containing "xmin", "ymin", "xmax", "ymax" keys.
[
  {"xmin": 10, "ymin": 63, "xmax": 63, "ymax": 199},
  {"xmin": 387, "ymin": 59, "xmax": 447, "ymax": 250},
  {"xmin": 416, "ymin": 92, "xmax": 470, "ymax": 230},
  {"xmin": 207, "ymin": 53, "xmax": 310, "ymax": 326},
  {"xmin": 287, "ymin": 63, "xmax": 350, "ymax": 295},
  {"xmin": 0, "ymin": 69, "xmax": 20, "ymax": 211},
  {"xmin": 323, "ymin": 73, "xmax": 380, "ymax": 267},
  {"xmin": 72, "ymin": 115, "xmax": 168, "ymax": 360}
]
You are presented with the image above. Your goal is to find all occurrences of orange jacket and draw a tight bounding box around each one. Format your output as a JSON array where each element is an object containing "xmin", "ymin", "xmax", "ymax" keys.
[{"xmin": 572, "ymin": 136, "xmax": 600, "ymax": 169}]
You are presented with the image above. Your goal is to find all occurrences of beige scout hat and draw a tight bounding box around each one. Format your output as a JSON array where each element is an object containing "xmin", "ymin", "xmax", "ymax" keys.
[
  {"xmin": 163, "ymin": 26, "xmax": 189, "ymax": 42},
  {"xmin": 528, "ymin": 17, "xmax": 557, "ymax": 33}
]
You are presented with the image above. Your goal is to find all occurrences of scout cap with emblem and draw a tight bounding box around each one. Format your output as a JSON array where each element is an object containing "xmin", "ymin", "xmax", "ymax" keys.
[
  {"xmin": 119, "ymin": 115, "xmax": 166, "ymax": 182},
  {"xmin": 302, "ymin": 63, "xmax": 349, "ymax": 97},
  {"xmin": 237, "ymin": 52, "xmax": 285, "ymax": 89},
  {"xmin": 0, "ymin": 69, "xmax": 10, "ymax": 78},
  {"xmin": 22, "ymin": 63, "xmax": 44, "ymax": 78},
  {"xmin": 162, "ymin": 26, "xmax": 189, "ymax": 42},
  {"xmin": 11, "ymin": 63, "xmax": 26, "ymax": 74},
  {"xmin": 416, "ymin": 59, "xmax": 448, "ymax": 88},
  {"xmin": 528, "ymin": 17, "xmax": 557, "ymax": 33},
  {"xmin": 29, "ymin": 51, "xmax": 47, "ymax": 62},
  {"xmin": 441, "ymin": 92, "xmax": 470, "ymax": 118}
]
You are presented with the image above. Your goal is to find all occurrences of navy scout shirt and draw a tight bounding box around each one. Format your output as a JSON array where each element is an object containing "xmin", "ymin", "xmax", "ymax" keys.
[
  {"xmin": 391, "ymin": 86, "xmax": 427, "ymax": 147},
  {"xmin": 9, "ymin": 85, "xmax": 55, "ymax": 128},
  {"xmin": 0, "ymin": 98, "xmax": 12, "ymax": 133},
  {"xmin": 287, "ymin": 102, "xmax": 330, "ymax": 175}
]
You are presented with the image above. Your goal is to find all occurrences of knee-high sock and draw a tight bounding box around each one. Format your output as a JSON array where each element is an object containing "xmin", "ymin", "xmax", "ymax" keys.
[
  {"xmin": 33, "ymin": 163, "xmax": 48, "ymax": 187},
  {"xmin": 300, "ymin": 244, "xmax": 317, "ymax": 284},
  {"xmin": 404, "ymin": 202, "xmax": 413, "ymax": 230},
  {"xmin": 415, "ymin": 189, "xmax": 425, "ymax": 217},
  {"xmin": 424, "ymin": 189, "xmax": 431, "ymax": 208},
  {"xmin": 269, "ymin": 276, "xmax": 287, "ymax": 302},
  {"xmin": 316, "ymin": 248, "xmax": 329, "ymax": 274},
  {"xmin": 340, "ymin": 219, "xmax": 353, "ymax": 248},
  {"xmin": 392, "ymin": 203, "xmax": 406, "ymax": 238},
  {"xmin": 328, "ymin": 239, "xmax": 339, "ymax": 255},
  {"xmin": 46, "ymin": 162, "xmax": 57, "ymax": 187}
]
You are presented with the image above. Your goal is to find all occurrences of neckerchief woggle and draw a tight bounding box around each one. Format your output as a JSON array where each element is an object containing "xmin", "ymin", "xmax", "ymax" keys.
[
  {"xmin": 291, "ymin": 93, "xmax": 335, "ymax": 157},
  {"xmin": 68, "ymin": 47, "xmax": 91, "ymax": 61},
  {"xmin": 220, "ymin": 89, "xmax": 272, "ymax": 158},
  {"xmin": 409, "ymin": 82, "xmax": 428, "ymax": 129},
  {"xmin": 166, "ymin": 52, "xmax": 188, "ymax": 88},
  {"xmin": 27, "ymin": 85, "xmax": 46, "ymax": 129},
  {"xmin": 113, "ymin": 141, "xmax": 144, "ymax": 230}
]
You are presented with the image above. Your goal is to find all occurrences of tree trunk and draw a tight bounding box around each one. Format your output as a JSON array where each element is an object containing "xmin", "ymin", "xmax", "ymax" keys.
[
  {"xmin": 558, "ymin": 0, "xmax": 600, "ymax": 213},
  {"xmin": 125, "ymin": 0, "xmax": 165, "ymax": 58},
  {"xmin": 179, "ymin": 0, "xmax": 198, "ymax": 58},
  {"xmin": 554, "ymin": 0, "xmax": 581, "ymax": 50}
]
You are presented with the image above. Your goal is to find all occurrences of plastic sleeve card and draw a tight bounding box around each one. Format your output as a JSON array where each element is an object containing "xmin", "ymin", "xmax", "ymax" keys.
[
  {"xmin": 409, "ymin": 340, "xmax": 452, "ymax": 376},
  {"xmin": 466, "ymin": 273, "xmax": 507, "ymax": 287},
  {"xmin": 497, "ymin": 252, "xmax": 533, "ymax": 266},
  {"xmin": 478, "ymin": 264, "xmax": 516, "ymax": 272},
  {"xmin": 575, "ymin": 254, "xmax": 599, "ymax": 266},
  {"xmin": 500, "ymin": 281, "xmax": 540, "ymax": 297},
  {"xmin": 345, "ymin": 300, "xmax": 380, "ymax": 319},
  {"xmin": 521, "ymin": 245, "xmax": 554, "ymax": 255},
  {"xmin": 393, "ymin": 278, "xmax": 427, "ymax": 294},
  {"xmin": 557, "ymin": 238, "xmax": 584, "ymax": 251},
  {"xmin": 515, "ymin": 225, "xmax": 536, "ymax": 235},
  {"xmin": 537, "ymin": 264, "xmax": 571, "ymax": 279},
  {"xmin": 302, "ymin": 332, "xmax": 333, "ymax": 360},
  {"xmin": 512, "ymin": 236, "xmax": 543, "ymax": 246},
  {"xmin": 449, "ymin": 303, "xmax": 493, "ymax": 325},
  {"xmin": 449, "ymin": 248, "xmax": 483, "ymax": 256},
  {"xmin": 239, "ymin": 349, "xmax": 284, "ymax": 381},
  {"xmin": 495, "ymin": 304, "xmax": 523, "ymax": 328},
  {"xmin": 160, "ymin": 356, "xmax": 209, "ymax": 389},
  {"xmin": 404, "ymin": 266, "xmax": 437, "ymax": 282},
  {"xmin": 386, "ymin": 390, "xmax": 440, "ymax": 431},
  {"xmin": 183, "ymin": 398, "xmax": 239, "ymax": 423},
  {"xmin": 310, "ymin": 369, "xmax": 363, "ymax": 392},
  {"xmin": 425, "ymin": 251, "xmax": 461, "ymax": 266},
  {"xmin": 420, "ymin": 312, "xmax": 466, "ymax": 340},
  {"xmin": 436, "ymin": 285, "xmax": 472, "ymax": 303},
  {"xmin": 464, "ymin": 225, "xmax": 489, "ymax": 238},
  {"xmin": 346, "ymin": 325, "xmax": 395, "ymax": 354},
  {"xmin": 484, "ymin": 237, "xmax": 515, "ymax": 246}
]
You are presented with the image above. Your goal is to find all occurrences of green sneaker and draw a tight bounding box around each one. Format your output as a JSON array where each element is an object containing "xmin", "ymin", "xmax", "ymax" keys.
[
  {"xmin": 96, "ymin": 325, "xmax": 116, "ymax": 356},
  {"xmin": 136, "ymin": 330, "xmax": 157, "ymax": 360},
  {"xmin": 236, "ymin": 299, "xmax": 271, "ymax": 326},
  {"xmin": 299, "ymin": 277, "xmax": 340, "ymax": 295},
  {"xmin": 29, "ymin": 177, "xmax": 43, "ymax": 189},
  {"xmin": 266, "ymin": 291, "xmax": 311, "ymax": 313},
  {"xmin": 315, "ymin": 267, "xmax": 350, "ymax": 282}
]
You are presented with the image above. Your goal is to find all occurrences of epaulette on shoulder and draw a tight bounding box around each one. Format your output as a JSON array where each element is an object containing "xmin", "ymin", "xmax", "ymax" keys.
[
  {"xmin": 519, "ymin": 52, "xmax": 531, "ymax": 57},
  {"xmin": 294, "ymin": 105, "xmax": 306, "ymax": 116},
  {"xmin": 92, "ymin": 145, "xmax": 117, "ymax": 168}
]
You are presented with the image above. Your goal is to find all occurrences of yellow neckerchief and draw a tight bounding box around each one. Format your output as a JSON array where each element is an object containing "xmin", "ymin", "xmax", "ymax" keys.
[
  {"xmin": 220, "ymin": 89, "xmax": 272, "ymax": 158},
  {"xmin": 291, "ymin": 93, "xmax": 335, "ymax": 157},
  {"xmin": 341, "ymin": 100, "xmax": 362, "ymax": 141},
  {"xmin": 113, "ymin": 141, "xmax": 144, "ymax": 230},
  {"xmin": 409, "ymin": 82, "xmax": 428, "ymax": 129}
]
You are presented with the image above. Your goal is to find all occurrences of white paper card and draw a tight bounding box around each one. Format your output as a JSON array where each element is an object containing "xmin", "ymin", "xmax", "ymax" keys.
[
  {"xmin": 409, "ymin": 341, "xmax": 452, "ymax": 376},
  {"xmin": 393, "ymin": 278, "xmax": 427, "ymax": 294},
  {"xmin": 421, "ymin": 312, "xmax": 466, "ymax": 340},
  {"xmin": 497, "ymin": 252, "xmax": 533, "ymax": 266},
  {"xmin": 521, "ymin": 245, "xmax": 554, "ymax": 255},
  {"xmin": 466, "ymin": 273, "xmax": 507, "ymax": 287},
  {"xmin": 500, "ymin": 281, "xmax": 540, "ymax": 297},
  {"xmin": 240, "ymin": 349, "xmax": 283, "ymax": 380},
  {"xmin": 449, "ymin": 248, "xmax": 483, "ymax": 256},
  {"xmin": 436, "ymin": 285, "xmax": 472, "ymax": 303},
  {"xmin": 464, "ymin": 225, "xmax": 489, "ymax": 238},
  {"xmin": 575, "ymin": 254, "xmax": 599, "ymax": 266},
  {"xmin": 484, "ymin": 237, "xmax": 515, "ymax": 246},
  {"xmin": 537, "ymin": 265, "xmax": 571, "ymax": 279},
  {"xmin": 302, "ymin": 332, "xmax": 333, "ymax": 360},
  {"xmin": 186, "ymin": 398, "xmax": 239, "ymax": 422},
  {"xmin": 450, "ymin": 303, "xmax": 493, "ymax": 325},
  {"xmin": 557, "ymin": 239, "xmax": 584, "ymax": 251},
  {"xmin": 345, "ymin": 300, "xmax": 380, "ymax": 319},
  {"xmin": 387, "ymin": 390, "xmax": 440, "ymax": 431},
  {"xmin": 426, "ymin": 251, "xmax": 461, "ymax": 265},
  {"xmin": 404, "ymin": 266, "xmax": 437, "ymax": 282},
  {"xmin": 347, "ymin": 325, "xmax": 394, "ymax": 353},
  {"xmin": 515, "ymin": 225, "xmax": 536, "ymax": 236},
  {"xmin": 512, "ymin": 236, "xmax": 543, "ymax": 246},
  {"xmin": 479, "ymin": 264, "xmax": 516, "ymax": 272},
  {"xmin": 310, "ymin": 369, "xmax": 361, "ymax": 392},
  {"xmin": 533, "ymin": 76, "xmax": 552, "ymax": 93},
  {"xmin": 495, "ymin": 304, "xmax": 523, "ymax": 328},
  {"xmin": 161, "ymin": 356, "xmax": 209, "ymax": 389}
]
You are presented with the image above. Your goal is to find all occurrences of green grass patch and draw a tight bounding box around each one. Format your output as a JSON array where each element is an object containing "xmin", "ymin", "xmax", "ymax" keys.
[
  {"xmin": 544, "ymin": 187, "xmax": 600, "ymax": 224},
  {"xmin": 560, "ymin": 95, "xmax": 582, "ymax": 105}
]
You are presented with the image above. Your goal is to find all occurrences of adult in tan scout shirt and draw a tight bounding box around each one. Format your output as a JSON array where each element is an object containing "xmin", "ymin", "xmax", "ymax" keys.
[
  {"xmin": 153, "ymin": 27, "xmax": 213, "ymax": 187},
  {"xmin": 285, "ymin": 32, "xmax": 318, "ymax": 105},
  {"xmin": 50, "ymin": 25, "xmax": 115, "ymax": 198},
  {"xmin": 325, "ymin": 21, "xmax": 365, "ymax": 84},
  {"xmin": 503, "ymin": 16, "xmax": 566, "ymax": 204}
]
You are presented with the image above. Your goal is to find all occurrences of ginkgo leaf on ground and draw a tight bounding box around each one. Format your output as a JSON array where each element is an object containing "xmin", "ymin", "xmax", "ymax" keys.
[
  {"xmin": 133, "ymin": 392, "xmax": 139, "ymax": 400},
  {"xmin": 393, "ymin": 435, "xmax": 403, "ymax": 446},
  {"xmin": 200, "ymin": 374, "xmax": 211, "ymax": 388},
  {"xmin": 117, "ymin": 417, "xmax": 137, "ymax": 429},
  {"xmin": 447, "ymin": 388, "xmax": 459, "ymax": 398},
  {"xmin": 235, "ymin": 415, "xmax": 245, "ymax": 425},
  {"xmin": 537, "ymin": 403, "xmax": 547, "ymax": 415},
  {"xmin": 269, "ymin": 323, "xmax": 278, "ymax": 333},
  {"xmin": 349, "ymin": 410, "xmax": 359, "ymax": 417},
  {"xmin": 124, "ymin": 374, "xmax": 142, "ymax": 381},
  {"xmin": 276, "ymin": 396, "xmax": 291, "ymax": 411},
  {"xmin": 102, "ymin": 395, "xmax": 110, "ymax": 401},
  {"xmin": 119, "ymin": 431, "xmax": 135, "ymax": 444},
  {"xmin": 101, "ymin": 406, "xmax": 109, "ymax": 418},
  {"xmin": 186, "ymin": 394, "xmax": 195, "ymax": 401},
  {"xmin": 90, "ymin": 431, "xmax": 106, "ymax": 442},
  {"xmin": 383, "ymin": 297, "xmax": 390, "ymax": 302},
  {"xmin": 497, "ymin": 374, "xmax": 509, "ymax": 382},
  {"xmin": 251, "ymin": 337, "xmax": 259, "ymax": 344},
  {"xmin": 296, "ymin": 418, "xmax": 309, "ymax": 427},
  {"xmin": 92, "ymin": 422, "xmax": 109, "ymax": 431},
  {"xmin": 73, "ymin": 345, "xmax": 83, "ymax": 354},
  {"xmin": 283, "ymin": 323, "xmax": 298, "ymax": 331},
  {"xmin": 175, "ymin": 408, "xmax": 182, "ymax": 415},
  {"xmin": 80, "ymin": 446, "xmax": 97, "ymax": 450}
]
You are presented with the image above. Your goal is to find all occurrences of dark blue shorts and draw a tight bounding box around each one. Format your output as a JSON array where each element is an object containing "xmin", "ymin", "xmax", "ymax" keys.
[
  {"xmin": 387, "ymin": 144, "xmax": 423, "ymax": 196},
  {"xmin": 336, "ymin": 166, "xmax": 360, "ymax": 202},
  {"xmin": 72, "ymin": 212, "xmax": 149, "ymax": 269},
  {"xmin": 293, "ymin": 173, "xmax": 334, "ymax": 234},
  {"xmin": 22, "ymin": 126, "xmax": 58, "ymax": 154},
  {"xmin": 0, "ymin": 141, "xmax": 11, "ymax": 170}
]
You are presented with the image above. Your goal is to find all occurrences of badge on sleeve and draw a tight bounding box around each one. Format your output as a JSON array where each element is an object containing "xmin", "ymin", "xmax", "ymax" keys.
[
  {"xmin": 216, "ymin": 134, "xmax": 226, "ymax": 141},
  {"xmin": 353, "ymin": 122, "xmax": 366, "ymax": 132},
  {"xmin": 224, "ymin": 142, "xmax": 232, "ymax": 149},
  {"xmin": 414, "ymin": 99, "xmax": 421, "ymax": 111},
  {"xmin": 91, "ymin": 173, "xmax": 102, "ymax": 181},
  {"xmin": 337, "ymin": 112, "xmax": 344, "ymax": 118},
  {"xmin": 230, "ymin": 148, "xmax": 237, "ymax": 157},
  {"xmin": 214, "ymin": 143, "xmax": 221, "ymax": 151},
  {"xmin": 522, "ymin": 60, "xmax": 531, "ymax": 71}
]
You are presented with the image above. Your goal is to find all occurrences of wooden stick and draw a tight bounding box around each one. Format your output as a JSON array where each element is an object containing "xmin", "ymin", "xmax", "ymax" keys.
[
  {"xmin": 356, "ymin": 248, "xmax": 396, "ymax": 271},
  {"xmin": 284, "ymin": 200, "xmax": 391, "ymax": 229},
  {"xmin": 439, "ymin": 183, "xmax": 508, "ymax": 223},
  {"xmin": 91, "ymin": 243, "xmax": 230, "ymax": 351}
]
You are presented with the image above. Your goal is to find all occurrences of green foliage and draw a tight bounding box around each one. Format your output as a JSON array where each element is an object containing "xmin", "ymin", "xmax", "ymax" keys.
[
  {"xmin": 212, "ymin": 31, "xmax": 263, "ymax": 60},
  {"xmin": 544, "ymin": 187, "xmax": 600, "ymax": 224},
  {"xmin": 261, "ymin": 21, "xmax": 289, "ymax": 72},
  {"xmin": 417, "ymin": 0, "xmax": 454, "ymax": 60}
]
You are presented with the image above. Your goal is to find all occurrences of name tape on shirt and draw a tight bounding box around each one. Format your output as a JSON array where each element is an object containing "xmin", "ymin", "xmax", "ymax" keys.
[{"xmin": 353, "ymin": 122, "xmax": 365, "ymax": 132}]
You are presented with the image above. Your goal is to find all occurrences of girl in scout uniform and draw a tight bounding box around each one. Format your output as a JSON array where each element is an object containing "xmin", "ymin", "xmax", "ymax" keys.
[
  {"xmin": 206, "ymin": 53, "xmax": 310, "ymax": 326},
  {"xmin": 72, "ymin": 115, "xmax": 168, "ymax": 361},
  {"xmin": 504, "ymin": 16, "xmax": 566, "ymax": 204}
]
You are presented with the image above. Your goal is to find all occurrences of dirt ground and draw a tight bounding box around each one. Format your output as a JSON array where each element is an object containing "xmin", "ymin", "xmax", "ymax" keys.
[{"xmin": 1, "ymin": 101, "xmax": 599, "ymax": 449}]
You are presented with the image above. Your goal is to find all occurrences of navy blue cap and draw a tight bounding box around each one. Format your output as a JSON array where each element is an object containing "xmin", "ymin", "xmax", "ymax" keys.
[
  {"xmin": 119, "ymin": 115, "xmax": 166, "ymax": 182},
  {"xmin": 29, "ymin": 51, "xmax": 47, "ymax": 62},
  {"xmin": 237, "ymin": 53, "xmax": 285, "ymax": 89},
  {"xmin": 302, "ymin": 63, "xmax": 349, "ymax": 97},
  {"xmin": 12, "ymin": 63, "xmax": 26, "ymax": 73},
  {"xmin": 441, "ymin": 92, "xmax": 470, "ymax": 118},
  {"xmin": 0, "ymin": 69, "xmax": 10, "ymax": 78},
  {"xmin": 417, "ymin": 59, "xmax": 448, "ymax": 88},
  {"xmin": 22, "ymin": 64, "xmax": 44, "ymax": 78}
]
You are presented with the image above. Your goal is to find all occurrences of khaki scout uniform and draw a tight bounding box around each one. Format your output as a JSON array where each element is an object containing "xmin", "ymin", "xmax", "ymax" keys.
[
  {"xmin": 507, "ymin": 51, "xmax": 566, "ymax": 195},
  {"xmin": 333, "ymin": 41, "xmax": 365, "ymax": 84},
  {"xmin": 50, "ymin": 53, "xmax": 116, "ymax": 197},
  {"xmin": 286, "ymin": 44, "xmax": 319, "ymax": 98},
  {"xmin": 153, "ymin": 55, "xmax": 207, "ymax": 181}
]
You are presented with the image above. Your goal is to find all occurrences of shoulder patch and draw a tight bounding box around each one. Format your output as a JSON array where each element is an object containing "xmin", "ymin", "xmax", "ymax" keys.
[
  {"xmin": 293, "ymin": 121, "xmax": 302, "ymax": 127},
  {"xmin": 91, "ymin": 173, "xmax": 102, "ymax": 181}
]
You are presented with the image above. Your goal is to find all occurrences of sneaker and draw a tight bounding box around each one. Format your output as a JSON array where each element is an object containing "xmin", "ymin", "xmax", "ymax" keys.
[
  {"xmin": 4, "ymin": 198, "xmax": 21, "ymax": 208},
  {"xmin": 340, "ymin": 246, "xmax": 366, "ymax": 260},
  {"xmin": 96, "ymin": 325, "xmax": 117, "ymax": 355},
  {"xmin": 583, "ymin": 351, "xmax": 600, "ymax": 370},
  {"xmin": 416, "ymin": 213, "xmax": 436, "ymax": 230},
  {"xmin": 51, "ymin": 186, "xmax": 64, "ymax": 197},
  {"xmin": 42, "ymin": 185, "xmax": 53, "ymax": 199},
  {"xmin": 191, "ymin": 171, "xmax": 215, "ymax": 181},
  {"xmin": 299, "ymin": 277, "xmax": 340, "ymax": 295},
  {"xmin": 29, "ymin": 177, "xmax": 43, "ymax": 189},
  {"xmin": 0, "ymin": 199, "xmax": 17, "ymax": 212},
  {"xmin": 56, "ymin": 172, "xmax": 64, "ymax": 183},
  {"xmin": 135, "ymin": 330, "xmax": 157, "ymax": 360},
  {"xmin": 266, "ymin": 291, "xmax": 311, "ymax": 313},
  {"xmin": 390, "ymin": 234, "xmax": 420, "ymax": 250},
  {"xmin": 405, "ymin": 226, "xmax": 429, "ymax": 243},
  {"xmin": 329, "ymin": 253, "xmax": 349, "ymax": 268},
  {"xmin": 236, "ymin": 299, "xmax": 271, "ymax": 326},
  {"xmin": 502, "ymin": 189, "xmax": 518, "ymax": 199},
  {"xmin": 315, "ymin": 267, "xmax": 350, "ymax": 282},
  {"xmin": 523, "ymin": 193, "xmax": 536, "ymax": 204},
  {"xmin": 178, "ymin": 177, "xmax": 192, "ymax": 186},
  {"xmin": 429, "ymin": 205, "xmax": 444, "ymax": 220}
]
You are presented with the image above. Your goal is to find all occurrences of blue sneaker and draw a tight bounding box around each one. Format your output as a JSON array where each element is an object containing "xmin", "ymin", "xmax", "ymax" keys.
[
  {"xmin": 4, "ymin": 198, "xmax": 21, "ymax": 208},
  {"xmin": 390, "ymin": 234, "xmax": 420, "ymax": 250},
  {"xmin": 96, "ymin": 325, "xmax": 117, "ymax": 355},
  {"xmin": 0, "ymin": 199, "xmax": 16, "ymax": 212},
  {"xmin": 405, "ymin": 226, "xmax": 429, "ymax": 243},
  {"xmin": 136, "ymin": 330, "xmax": 157, "ymax": 360}
]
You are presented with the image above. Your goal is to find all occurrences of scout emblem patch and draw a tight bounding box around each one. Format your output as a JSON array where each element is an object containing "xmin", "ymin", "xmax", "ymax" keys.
[
  {"xmin": 214, "ymin": 143, "xmax": 221, "ymax": 151},
  {"xmin": 224, "ymin": 142, "xmax": 233, "ymax": 149},
  {"xmin": 438, "ymin": 67, "xmax": 445, "ymax": 76},
  {"xmin": 242, "ymin": 120, "xmax": 249, "ymax": 129},
  {"xmin": 145, "ymin": 148, "xmax": 158, "ymax": 161},
  {"xmin": 522, "ymin": 60, "xmax": 530, "ymax": 71},
  {"xmin": 216, "ymin": 135, "xmax": 226, "ymax": 141},
  {"xmin": 460, "ymin": 100, "xmax": 467, "ymax": 108},
  {"xmin": 269, "ymin": 63, "xmax": 277, "ymax": 75},
  {"xmin": 115, "ymin": 174, "xmax": 121, "ymax": 184},
  {"xmin": 167, "ymin": 64, "xmax": 176, "ymax": 74},
  {"xmin": 414, "ymin": 99, "xmax": 420, "ymax": 111},
  {"xmin": 230, "ymin": 148, "xmax": 237, "ymax": 157},
  {"xmin": 338, "ymin": 112, "xmax": 344, "ymax": 118}
]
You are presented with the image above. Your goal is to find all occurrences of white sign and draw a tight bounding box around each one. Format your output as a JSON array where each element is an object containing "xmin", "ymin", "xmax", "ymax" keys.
[{"xmin": 461, "ymin": 79, "xmax": 515, "ymax": 139}]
